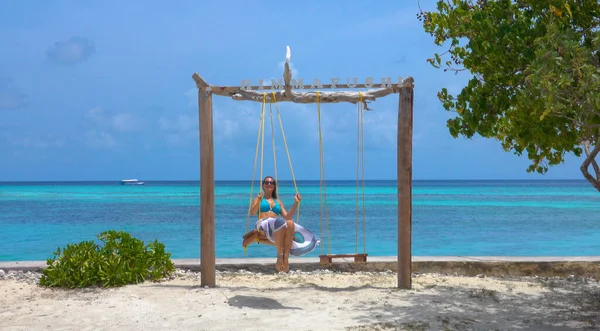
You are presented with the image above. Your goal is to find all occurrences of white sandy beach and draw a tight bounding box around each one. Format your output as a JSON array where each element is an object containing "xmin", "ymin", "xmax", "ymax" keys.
[{"xmin": 1, "ymin": 269, "xmax": 599, "ymax": 331}]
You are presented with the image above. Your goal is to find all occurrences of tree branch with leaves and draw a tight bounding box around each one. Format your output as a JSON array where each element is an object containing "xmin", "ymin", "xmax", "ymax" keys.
[{"xmin": 418, "ymin": 0, "xmax": 600, "ymax": 191}]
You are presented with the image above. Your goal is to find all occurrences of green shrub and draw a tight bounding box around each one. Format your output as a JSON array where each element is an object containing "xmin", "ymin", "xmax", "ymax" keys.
[{"xmin": 39, "ymin": 230, "xmax": 175, "ymax": 288}]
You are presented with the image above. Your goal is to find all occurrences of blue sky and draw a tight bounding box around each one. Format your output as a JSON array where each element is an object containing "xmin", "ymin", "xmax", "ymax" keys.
[{"xmin": 0, "ymin": 0, "xmax": 586, "ymax": 181}]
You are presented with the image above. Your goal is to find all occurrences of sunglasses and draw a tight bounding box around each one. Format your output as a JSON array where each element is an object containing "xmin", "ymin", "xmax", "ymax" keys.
[{"xmin": 263, "ymin": 180, "xmax": 275, "ymax": 185}]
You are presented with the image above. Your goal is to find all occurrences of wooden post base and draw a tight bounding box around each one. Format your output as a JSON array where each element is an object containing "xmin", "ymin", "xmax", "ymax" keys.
[{"xmin": 319, "ymin": 254, "xmax": 368, "ymax": 265}]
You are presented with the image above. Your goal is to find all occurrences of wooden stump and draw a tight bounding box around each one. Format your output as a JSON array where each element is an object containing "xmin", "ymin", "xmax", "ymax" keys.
[{"xmin": 319, "ymin": 254, "xmax": 368, "ymax": 265}]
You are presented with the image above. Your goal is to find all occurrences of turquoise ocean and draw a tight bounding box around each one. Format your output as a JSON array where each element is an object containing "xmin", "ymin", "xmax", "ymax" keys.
[{"xmin": 1, "ymin": 180, "xmax": 599, "ymax": 262}]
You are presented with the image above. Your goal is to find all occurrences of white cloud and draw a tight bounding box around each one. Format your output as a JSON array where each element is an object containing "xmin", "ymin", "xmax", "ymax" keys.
[
  {"xmin": 84, "ymin": 106, "xmax": 145, "ymax": 149},
  {"xmin": 363, "ymin": 109, "xmax": 397, "ymax": 147},
  {"xmin": 0, "ymin": 76, "xmax": 27, "ymax": 110},
  {"xmin": 325, "ymin": 7, "xmax": 420, "ymax": 39},
  {"xmin": 359, "ymin": 8, "xmax": 420, "ymax": 30},
  {"xmin": 184, "ymin": 88, "xmax": 197, "ymax": 107},
  {"xmin": 158, "ymin": 114, "xmax": 198, "ymax": 146},
  {"xmin": 159, "ymin": 113, "xmax": 196, "ymax": 132},
  {"xmin": 86, "ymin": 106, "xmax": 141, "ymax": 133},
  {"xmin": 86, "ymin": 130, "xmax": 118, "ymax": 149},
  {"xmin": 111, "ymin": 113, "xmax": 137, "ymax": 132},
  {"xmin": 46, "ymin": 36, "xmax": 95, "ymax": 65},
  {"xmin": 1, "ymin": 132, "xmax": 65, "ymax": 148},
  {"xmin": 0, "ymin": 89, "xmax": 27, "ymax": 110}
]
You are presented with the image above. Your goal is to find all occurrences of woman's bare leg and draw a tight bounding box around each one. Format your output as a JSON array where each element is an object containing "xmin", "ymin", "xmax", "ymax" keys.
[
  {"xmin": 283, "ymin": 220, "xmax": 295, "ymax": 272},
  {"xmin": 274, "ymin": 228, "xmax": 286, "ymax": 272}
]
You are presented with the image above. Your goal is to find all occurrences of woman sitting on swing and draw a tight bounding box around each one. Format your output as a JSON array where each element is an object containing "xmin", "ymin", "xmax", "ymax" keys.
[{"xmin": 249, "ymin": 176, "xmax": 301, "ymax": 273}]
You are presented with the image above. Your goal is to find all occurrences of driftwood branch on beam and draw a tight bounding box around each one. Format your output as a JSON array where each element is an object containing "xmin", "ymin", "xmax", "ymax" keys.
[
  {"xmin": 192, "ymin": 45, "xmax": 414, "ymax": 110},
  {"xmin": 231, "ymin": 88, "xmax": 403, "ymax": 110}
]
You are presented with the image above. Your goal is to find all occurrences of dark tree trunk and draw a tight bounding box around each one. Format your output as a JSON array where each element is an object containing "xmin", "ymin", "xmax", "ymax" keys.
[{"xmin": 580, "ymin": 135, "xmax": 600, "ymax": 192}]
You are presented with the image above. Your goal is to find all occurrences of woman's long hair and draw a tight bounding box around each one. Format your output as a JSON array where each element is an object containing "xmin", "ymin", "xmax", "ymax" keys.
[{"xmin": 263, "ymin": 176, "xmax": 278, "ymax": 199}]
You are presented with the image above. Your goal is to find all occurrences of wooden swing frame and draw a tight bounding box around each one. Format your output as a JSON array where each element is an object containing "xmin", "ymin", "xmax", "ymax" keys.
[{"xmin": 193, "ymin": 47, "xmax": 414, "ymax": 289}]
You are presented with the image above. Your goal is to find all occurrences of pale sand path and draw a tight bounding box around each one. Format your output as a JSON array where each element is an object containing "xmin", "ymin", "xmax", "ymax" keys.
[{"xmin": 1, "ymin": 270, "xmax": 599, "ymax": 330}]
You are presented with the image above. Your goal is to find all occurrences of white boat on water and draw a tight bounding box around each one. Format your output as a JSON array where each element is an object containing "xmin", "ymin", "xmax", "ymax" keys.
[{"xmin": 120, "ymin": 179, "xmax": 145, "ymax": 185}]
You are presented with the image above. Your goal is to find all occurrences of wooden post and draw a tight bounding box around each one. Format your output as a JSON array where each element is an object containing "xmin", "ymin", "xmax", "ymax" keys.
[
  {"xmin": 199, "ymin": 86, "xmax": 216, "ymax": 287},
  {"xmin": 397, "ymin": 86, "xmax": 413, "ymax": 289}
]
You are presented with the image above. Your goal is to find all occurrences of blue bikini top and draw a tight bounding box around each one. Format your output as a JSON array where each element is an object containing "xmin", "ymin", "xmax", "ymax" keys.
[{"xmin": 260, "ymin": 198, "xmax": 281, "ymax": 215}]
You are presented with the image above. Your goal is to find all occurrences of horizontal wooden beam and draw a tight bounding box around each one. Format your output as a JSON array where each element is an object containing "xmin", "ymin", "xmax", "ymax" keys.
[
  {"xmin": 192, "ymin": 73, "xmax": 414, "ymax": 110},
  {"xmin": 192, "ymin": 46, "xmax": 414, "ymax": 109},
  {"xmin": 205, "ymin": 82, "xmax": 413, "ymax": 92},
  {"xmin": 193, "ymin": 73, "xmax": 414, "ymax": 92}
]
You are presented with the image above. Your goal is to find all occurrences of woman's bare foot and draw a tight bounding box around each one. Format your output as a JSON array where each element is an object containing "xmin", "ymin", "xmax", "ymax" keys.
[{"xmin": 275, "ymin": 254, "xmax": 284, "ymax": 272}]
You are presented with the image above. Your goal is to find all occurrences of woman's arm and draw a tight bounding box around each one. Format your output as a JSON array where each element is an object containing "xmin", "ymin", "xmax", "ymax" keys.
[
  {"xmin": 278, "ymin": 198, "xmax": 299, "ymax": 219},
  {"xmin": 249, "ymin": 194, "xmax": 262, "ymax": 215}
]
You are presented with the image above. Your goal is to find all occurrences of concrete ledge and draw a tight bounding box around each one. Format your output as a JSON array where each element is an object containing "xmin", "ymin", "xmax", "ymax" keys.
[{"xmin": 2, "ymin": 256, "xmax": 600, "ymax": 278}]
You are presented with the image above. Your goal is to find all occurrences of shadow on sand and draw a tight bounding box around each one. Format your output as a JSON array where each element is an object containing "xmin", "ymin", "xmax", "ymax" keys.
[
  {"xmin": 347, "ymin": 281, "xmax": 600, "ymax": 331},
  {"xmin": 144, "ymin": 276, "xmax": 600, "ymax": 329},
  {"xmin": 227, "ymin": 295, "xmax": 301, "ymax": 310}
]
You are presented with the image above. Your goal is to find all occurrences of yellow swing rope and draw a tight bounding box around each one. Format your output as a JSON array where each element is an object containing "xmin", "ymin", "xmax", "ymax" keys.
[
  {"xmin": 316, "ymin": 91, "xmax": 331, "ymax": 255},
  {"xmin": 244, "ymin": 93, "xmax": 267, "ymax": 255},
  {"xmin": 271, "ymin": 92, "xmax": 301, "ymax": 223},
  {"xmin": 259, "ymin": 94, "xmax": 266, "ymax": 207},
  {"xmin": 269, "ymin": 101, "xmax": 278, "ymax": 186}
]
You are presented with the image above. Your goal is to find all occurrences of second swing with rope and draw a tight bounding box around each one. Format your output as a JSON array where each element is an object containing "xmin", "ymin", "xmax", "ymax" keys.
[{"xmin": 241, "ymin": 91, "xmax": 368, "ymax": 265}]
